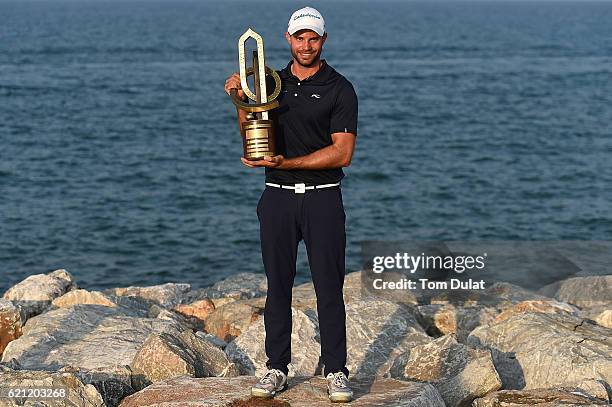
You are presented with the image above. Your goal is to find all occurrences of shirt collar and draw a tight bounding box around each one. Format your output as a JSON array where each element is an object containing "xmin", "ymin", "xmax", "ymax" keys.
[{"xmin": 280, "ymin": 59, "xmax": 331, "ymax": 84}]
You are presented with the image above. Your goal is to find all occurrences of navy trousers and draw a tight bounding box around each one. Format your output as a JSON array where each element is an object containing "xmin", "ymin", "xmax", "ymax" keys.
[{"xmin": 257, "ymin": 185, "xmax": 349, "ymax": 377}]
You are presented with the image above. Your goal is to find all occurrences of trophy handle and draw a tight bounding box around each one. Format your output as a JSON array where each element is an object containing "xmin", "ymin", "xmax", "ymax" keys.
[
  {"xmin": 230, "ymin": 89, "xmax": 280, "ymax": 113},
  {"xmin": 229, "ymin": 66, "xmax": 282, "ymax": 113}
]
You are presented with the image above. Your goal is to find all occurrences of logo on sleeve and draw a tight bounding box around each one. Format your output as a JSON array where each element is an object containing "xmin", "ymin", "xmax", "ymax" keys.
[{"xmin": 311, "ymin": 94, "xmax": 321, "ymax": 99}]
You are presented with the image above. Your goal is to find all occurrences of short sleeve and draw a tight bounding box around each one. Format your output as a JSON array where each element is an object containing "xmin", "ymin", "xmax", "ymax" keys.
[{"xmin": 330, "ymin": 80, "xmax": 358, "ymax": 136}]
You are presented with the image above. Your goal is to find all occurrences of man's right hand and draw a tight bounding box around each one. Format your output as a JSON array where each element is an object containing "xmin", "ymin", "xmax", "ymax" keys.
[{"xmin": 224, "ymin": 73, "xmax": 247, "ymax": 101}]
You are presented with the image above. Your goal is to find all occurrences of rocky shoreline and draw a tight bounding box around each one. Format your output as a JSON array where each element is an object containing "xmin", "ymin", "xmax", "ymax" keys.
[{"xmin": 0, "ymin": 269, "xmax": 610, "ymax": 406}]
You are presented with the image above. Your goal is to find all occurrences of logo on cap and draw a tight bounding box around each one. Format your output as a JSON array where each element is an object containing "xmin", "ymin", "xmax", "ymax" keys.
[
  {"xmin": 293, "ymin": 13, "xmax": 321, "ymax": 21},
  {"xmin": 288, "ymin": 6, "xmax": 325, "ymax": 36}
]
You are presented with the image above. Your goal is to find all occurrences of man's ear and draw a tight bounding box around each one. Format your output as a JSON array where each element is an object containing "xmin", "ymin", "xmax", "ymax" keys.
[
  {"xmin": 285, "ymin": 32, "xmax": 291, "ymax": 44},
  {"xmin": 322, "ymin": 32, "xmax": 327, "ymax": 45}
]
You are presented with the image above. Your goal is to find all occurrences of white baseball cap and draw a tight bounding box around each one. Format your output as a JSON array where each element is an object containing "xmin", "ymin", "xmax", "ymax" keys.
[{"xmin": 287, "ymin": 6, "xmax": 325, "ymax": 36}]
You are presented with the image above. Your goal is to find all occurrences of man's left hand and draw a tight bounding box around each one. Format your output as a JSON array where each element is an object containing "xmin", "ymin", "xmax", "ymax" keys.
[{"xmin": 241, "ymin": 155, "xmax": 285, "ymax": 168}]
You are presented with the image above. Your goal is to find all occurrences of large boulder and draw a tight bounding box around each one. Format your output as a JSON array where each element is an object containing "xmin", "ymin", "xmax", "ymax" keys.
[
  {"xmin": 188, "ymin": 272, "xmax": 267, "ymax": 303},
  {"xmin": 104, "ymin": 282, "xmax": 191, "ymax": 309},
  {"xmin": 0, "ymin": 299, "xmax": 22, "ymax": 355},
  {"xmin": 484, "ymin": 282, "xmax": 551, "ymax": 305},
  {"xmin": 51, "ymin": 288, "xmax": 117, "ymax": 308},
  {"xmin": 2, "ymin": 269, "xmax": 76, "ymax": 321},
  {"xmin": 204, "ymin": 298, "xmax": 264, "ymax": 342},
  {"xmin": 493, "ymin": 299, "xmax": 579, "ymax": 323},
  {"xmin": 0, "ymin": 365, "xmax": 105, "ymax": 406},
  {"xmin": 172, "ymin": 298, "xmax": 215, "ymax": 330},
  {"xmin": 417, "ymin": 304, "xmax": 498, "ymax": 342},
  {"xmin": 118, "ymin": 375, "xmax": 446, "ymax": 407},
  {"xmin": 427, "ymin": 281, "xmax": 554, "ymax": 309},
  {"xmin": 1, "ymin": 303, "xmax": 184, "ymax": 371},
  {"xmin": 225, "ymin": 307, "xmax": 321, "ymax": 377},
  {"xmin": 417, "ymin": 283, "xmax": 560, "ymax": 343},
  {"xmin": 58, "ymin": 364, "xmax": 135, "ymax": 407},
  {"xmin": 147, "ymin": 304, "xmax": 200, "ymax": 331},
  {"xmin": 538, "ymin": 275, "xmax": 612, "ymax": 309},
  {"xmin": 345, "ymin": 299, "xmax": 431, "ymax": 378},
  {"xmin": 467, "ymin": 312, "xmax": 612, "ymax": 390},
  {"xmin": 51, "ymin": 288, "xmax": 165, "ymax": 319},
  {"xmin": 390, "ymin": 334, "xmax": 502, "ymax": 407},
  {"xmin": 292, "ymin": 281, "xmax": 319, "ymax": 311},
  {"xmin": 130, "ymin": 329, "xmax": 239, "ymax": 390}
]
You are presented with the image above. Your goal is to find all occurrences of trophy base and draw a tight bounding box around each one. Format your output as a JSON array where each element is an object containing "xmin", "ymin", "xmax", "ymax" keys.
[{"xmin": 243, "ymin": 119, "xmax": 276, "ymax": 161}]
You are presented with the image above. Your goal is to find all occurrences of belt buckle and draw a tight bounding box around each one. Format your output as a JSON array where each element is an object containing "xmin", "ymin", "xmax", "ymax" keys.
[{"xmin": 294, "ymin": 183, "xmax": 306, "ymax": 194}]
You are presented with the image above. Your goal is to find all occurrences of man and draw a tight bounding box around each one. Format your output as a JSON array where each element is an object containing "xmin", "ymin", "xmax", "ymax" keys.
[{"xmin": 224, "ymin": 6, "xmax": 357, "ymax": 403}]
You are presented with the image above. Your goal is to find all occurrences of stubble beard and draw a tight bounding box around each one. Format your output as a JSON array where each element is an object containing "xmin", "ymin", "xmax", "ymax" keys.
[{"xmin": 292, "ymin": 48, "xmax": 322, "ymax": 68}]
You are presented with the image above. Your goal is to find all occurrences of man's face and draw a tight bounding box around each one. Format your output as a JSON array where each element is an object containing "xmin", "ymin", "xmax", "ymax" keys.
[{"xmin": 285, "ymin": 29, "xmax": 327, "ymax": 68}]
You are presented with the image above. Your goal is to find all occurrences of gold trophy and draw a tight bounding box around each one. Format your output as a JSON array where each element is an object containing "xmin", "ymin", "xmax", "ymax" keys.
[{"xmin": 229, "ymin": 28, "xmax": 282, "ymax": 160}]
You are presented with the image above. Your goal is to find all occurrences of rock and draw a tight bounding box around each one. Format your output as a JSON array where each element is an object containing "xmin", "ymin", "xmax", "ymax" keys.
[
  {"xmin": 426, "ymin": 281, "xmax": 551, "ymax": 310},
  {"xmin": 538, "ymin": 275, "xmax": 612, "ymax": 309},
  {"xmin": 290, "ymin": 271, "xmax": 385, "ymax": 312},
  {"xmin": 148, "ymin": 304, "xmax": 199, "ymax": 331},
  {"xmin": 109, "ymin": 294, "xmax": 156, "ymax": 314},
  {"xmin": 204, "ymin": 298, "xmax": 264, "ymax": 342},
  {"xmin": 0, "ymin": 365, "xmax": 105, "ymax": 406},
  {"xmin": 417, "ymin": 304, "xmax": 498, "ymax": 343},
  {"xmin": 485, "ymin": 282, "xmax": 551, "ymax": 305},
  {"xmin": 51, "ymin": 288, "xmax": 155, "ymax": 319},
  {"xmin": 0, "ymin": 299, "xmax": 22, "ymax": 355},
  {"xmin": 2, "ymin": 269, "xmax": 76, "ymax": 321},
  {"xmin": 1, "ymin": 303, "xmax": 184, "ymax": 371},
  {"xmin": 118, "ymin": 375, "xmax": 445, "ymax": 407},
  {"xmin": 345, "ymin": 299, "xmax": 431, "ymax": 378},
  {"xmin": 0, "ymin": 357, "xmax": 21, "ymax": 370},
  {"xmin": 343, "ymin": 270, "xmax": 367, "ymax": 303},
  {"xmin": 292, "ymin": 281, "xmax": 319, "ymax": 311},
  {"xmin": 593, "ymin": 309, "xmax": 612, "ymax": 329},
  {"xmin": 58, "ymin": 364, "xmax": 134, "ymax": 407},
  {"xmin": 390, "ymin": 334, "xmax": 502, "ymax": 407},
  {"xmin": 418, "ymin": 285, "xmax": 584, "ymax": 344},
  {"xmin": 52, "ymin": 288, "xmax": 117, "ymax": 308},
  {"xmin": 104, "ymin": 282, "xmax": 192, "ymax": 309},
  {"xmin": 494, "ymin": 300, "xmax": 579, "ymax": 323},
  {"xmin": 467, "ymin": 312, "xmax": 612, "ymax": 390},
  {"xmin": 172, "ymin": 298, "xmax": 215, "ymax": 329},
  {"xmin": 189, "ymin": 272, "xmax": 267, "ymax": 302},
  {"xmin": 211, "ymin": 297, "xmax": 237, "ymax": 308},
  {"xmin": 566, "ymin": 378, "xmax": 611, "ymax": 402},
  {"xmin": 195, "ymin": 331, "xmax": 228, "ymax": 349},
  {"xmin": 471, "ymin": 388, "xmax": 608, "ymax": 406},
  {"xmin": 130, "ymin": 329, "xmax": 239, "ymax": 390},
  {"xmin": 225, "ymin": 307, "xmax": 321, "ymax": 377}
]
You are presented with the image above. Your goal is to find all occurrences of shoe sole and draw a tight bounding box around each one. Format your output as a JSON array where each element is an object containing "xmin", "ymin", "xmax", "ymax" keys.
[
  {"xmin": 251, "ymin": 387, "xmax": 274, "ymax": 398},
  {"xmin": 251, "ymin": 382, "xmax": 288, "ymax": 398},
  {"xmin": 329, "ymin": 392, "xmax": 352, "ymax": 403}
]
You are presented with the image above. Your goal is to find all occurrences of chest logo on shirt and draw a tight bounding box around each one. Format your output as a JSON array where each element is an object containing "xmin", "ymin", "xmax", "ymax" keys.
[{"xmin": 311, "ymin": 94, "xmax": 321, "ymax": 99}]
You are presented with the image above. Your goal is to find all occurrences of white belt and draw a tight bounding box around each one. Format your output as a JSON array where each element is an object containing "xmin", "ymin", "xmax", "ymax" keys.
[{"xmin": 265, "ymin": 182, "xmax": 340, "ymax": 194}]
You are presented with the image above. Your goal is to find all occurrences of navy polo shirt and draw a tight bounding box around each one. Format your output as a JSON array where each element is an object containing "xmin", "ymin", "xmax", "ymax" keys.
[{"xmin": 264, "ymin": 59, "xmax": 358, "ymax": 185}]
